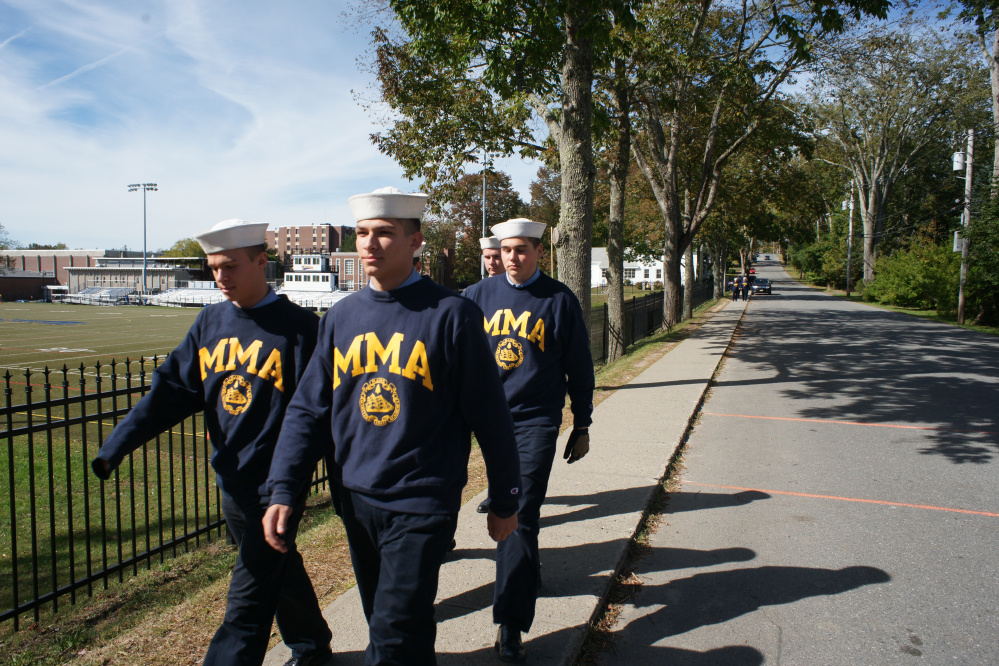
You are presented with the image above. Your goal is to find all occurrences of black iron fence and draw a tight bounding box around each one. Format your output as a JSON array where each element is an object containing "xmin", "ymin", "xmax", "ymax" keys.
[
  {"xmin": 0, "ymin": 359, "xmax": 330, "ymax": 629},
  {"xmin": 590, "ymin": 283, "xmax": 711, "ymax": 364}
]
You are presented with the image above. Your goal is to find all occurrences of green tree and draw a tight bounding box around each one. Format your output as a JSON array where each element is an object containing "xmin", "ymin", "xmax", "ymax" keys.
[
  {"xmin": 965, "ymin": 197, "xmax": 999, "ymax": 324},
  {"xmin": 628, "ymin": 0, "xmax": 888, "ymax": 326},
  {"xmin": 340, "ymin": 231, "xmax": 357, "ymax": 253},
  {"xmin": 159, "ymin": 238, "xmax": 207, "ymax": 258},
  {"xmin": 428, "ymin": 170, "xmax": 525, "ymax": 286},
  {"xmin": 26, "ymin": 242, "xmax": 67, "ymax": 250},
  {"xmin": 951, "ymin": 0, "xmax": 999, "ymax": 187},
  {"xmin": 367, "ymin": 0, "xmax": 641, "ymax": 328},
  {"xmin": 805, "ymin": 31, "xmax": 986, "ymax": 283}
]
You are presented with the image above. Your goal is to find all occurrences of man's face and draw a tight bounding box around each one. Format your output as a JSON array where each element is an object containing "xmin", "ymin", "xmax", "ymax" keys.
[
  {"xmin": 482, "ymin": 248, "xmax": 503, "ymax": 276},
  {"xmin": 207, "ymin": 248, "xmax": 267, "ymax": 307},
  {"xmin": 501, "ymin": 237, "xmax": 542, "ymax": 284},
  {"xmin": 356, "ymin": 218, "xmax": 422, "ymax": 286}
]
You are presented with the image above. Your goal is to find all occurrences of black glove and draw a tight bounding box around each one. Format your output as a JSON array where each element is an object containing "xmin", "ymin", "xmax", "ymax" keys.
[{"xmin": 563, "ymin": 428, "xmax": 590, "ymax": 464}]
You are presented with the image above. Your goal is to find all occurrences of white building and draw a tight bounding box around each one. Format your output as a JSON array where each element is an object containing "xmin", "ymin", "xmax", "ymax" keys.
[
  {"xmin": 282, "ymin": 253, "xmax": 337, "ymax": 291},
  {"xmin": 590, "ymin": 248, "xmax": 700, "ymax": 289}
]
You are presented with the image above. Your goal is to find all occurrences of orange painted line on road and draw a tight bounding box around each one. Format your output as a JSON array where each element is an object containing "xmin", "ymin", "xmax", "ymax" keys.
[
  {"xmin": 685, "ymin": 481, "xmax": 999, "ymax": 518},
  {"xmin": 703, "ymin": 412, "xmax": 997, "ymax": 435}
]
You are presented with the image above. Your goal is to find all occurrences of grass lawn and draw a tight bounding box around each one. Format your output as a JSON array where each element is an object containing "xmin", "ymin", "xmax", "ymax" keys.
[
  {"xmin": 589, "ymin": 285, "xmax": 662, "ymax": 310},
  {"xmin": 1, "ymin": 298, "xmax": 724, "ymax": 664}
]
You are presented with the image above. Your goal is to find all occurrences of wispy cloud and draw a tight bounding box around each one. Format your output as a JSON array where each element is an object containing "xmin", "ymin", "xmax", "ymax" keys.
[{"xmin": 0, "ymin": 0, "xmax": 542, "ymax": 251}]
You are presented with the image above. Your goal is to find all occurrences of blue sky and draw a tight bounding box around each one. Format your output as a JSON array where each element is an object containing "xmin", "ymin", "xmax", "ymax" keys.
[{"xmin": 0, "ymin": 1, "xmax": 541, "ymax": 250}]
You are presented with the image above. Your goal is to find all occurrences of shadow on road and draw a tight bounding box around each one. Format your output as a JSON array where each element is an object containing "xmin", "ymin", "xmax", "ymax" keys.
[
  {"xmin": 616, "ymin": 563, "xmax": 890, "ymax": 640},
  {"xmin": 726, "ymin": 274, "xmax": 999, "ymax": 463}
]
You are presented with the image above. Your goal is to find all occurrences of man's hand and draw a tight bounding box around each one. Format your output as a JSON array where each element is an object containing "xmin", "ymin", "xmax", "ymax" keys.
[
  {"xmin": 563, "ymin": 428, "xmax": 590, "ymax": 464},
  {"xmin": 263, "ymin": 504, "xmax": 294, "ymax": 553},
  {"xmin": 487, "ymin": 510, "xmax": 518, "ymax": 542}
]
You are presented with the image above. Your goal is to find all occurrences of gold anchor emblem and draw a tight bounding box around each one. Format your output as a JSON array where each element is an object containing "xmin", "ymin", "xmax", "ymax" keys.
[
  {"xmin": 495, "ymin": 338, "xmax": 524, "ymax": 371},
  {"xmin": 359, "ymin": 378, "xmax": 401, "ymax": 426},
  {"xmin": 221, "ymin": 375, "xmax": 252, "ymax": 415}
]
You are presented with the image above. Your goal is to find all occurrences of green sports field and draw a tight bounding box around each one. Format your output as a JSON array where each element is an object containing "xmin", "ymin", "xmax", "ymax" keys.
[{"xmin": 0, "ymin": 302, "xmax": 205, "ymax": 375}]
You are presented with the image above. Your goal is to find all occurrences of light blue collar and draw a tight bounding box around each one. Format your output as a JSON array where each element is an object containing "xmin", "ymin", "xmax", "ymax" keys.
[
  {"xmin": 249, "ymin": 287, "xmax": 279, "ymax": 309},
  {"xmin": 506, "ymin": 268, "xmax": 541, "ymax": 289},
  {"xmin": 370, "ymin": 269, "xmax": 422, "ymax": 292}
]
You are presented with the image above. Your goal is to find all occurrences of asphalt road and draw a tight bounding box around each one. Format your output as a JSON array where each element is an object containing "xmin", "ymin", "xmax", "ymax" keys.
[{"xmin": 601, "ymin": 259, "xmax": 999, "ymax": 665}]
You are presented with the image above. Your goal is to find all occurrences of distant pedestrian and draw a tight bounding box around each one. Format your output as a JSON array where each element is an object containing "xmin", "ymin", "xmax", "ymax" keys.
[{"xmin": 91, "ymin": 219, "xmax": 332, "ymax": 666}]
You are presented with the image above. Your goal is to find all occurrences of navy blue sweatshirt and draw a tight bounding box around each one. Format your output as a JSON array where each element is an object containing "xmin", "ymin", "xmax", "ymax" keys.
[
  {"xmin": 267, "ymin": 277, "xmax": 521, "ymax": 517},
  {"xmin": 463, "ymin": 272, "xmax": 594, "ymax": 429},
  {"xmin": 92, "ymin": 296, "xmax": 319, "ymax": 502}
]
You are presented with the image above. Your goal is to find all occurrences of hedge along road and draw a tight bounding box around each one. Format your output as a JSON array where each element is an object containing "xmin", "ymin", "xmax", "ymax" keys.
[{"xmin": 601, "ymin": 258, "xmax": 999, "ymax": 664}]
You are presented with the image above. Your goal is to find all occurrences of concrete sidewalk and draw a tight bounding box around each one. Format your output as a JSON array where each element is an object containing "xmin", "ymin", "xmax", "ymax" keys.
[{"xmin": 264, "ymin": 296, "xmax": 749, "ymax": 666}]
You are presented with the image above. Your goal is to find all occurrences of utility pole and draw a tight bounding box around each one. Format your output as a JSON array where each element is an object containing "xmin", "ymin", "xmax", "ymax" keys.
[
  {"xmin": 128, "ymin": 183, "xmax": 158, "ymax": 294},
  {"xmin": 845, "ymin": 180, "xmax": 855, "ymax": 297},
  {"xmin": 956, "ymin": 130, "xmax": 973, "ymax": 325}
]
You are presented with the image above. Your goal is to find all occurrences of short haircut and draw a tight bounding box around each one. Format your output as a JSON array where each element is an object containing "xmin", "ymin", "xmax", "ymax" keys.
[
  {"xmin": 244, "ymin": 243, "xmax": 268, "ymax": 259},
  {"xmin": 527, "ymin": 238, "xmax": 543, "ymax": 249},
  {"xmin": 399, "ymin": 218, "xmax": 421, "ymax": 234}
]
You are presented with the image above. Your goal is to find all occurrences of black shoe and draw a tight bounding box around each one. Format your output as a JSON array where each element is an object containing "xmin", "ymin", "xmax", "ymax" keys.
[
  {"xmin": 477, "ymin": 499, "xmax": 491, "ymax": 514},
  {"xmin": 495, "ymin": 625, "xmax": 526, "ymax": 664},
  {"xmin": 448, "ymin": 538, "xmax": 457, "ymax": 552},
  {"xmin": 283, "ymin": 648, "xmax": 333, "ymax": 666}
]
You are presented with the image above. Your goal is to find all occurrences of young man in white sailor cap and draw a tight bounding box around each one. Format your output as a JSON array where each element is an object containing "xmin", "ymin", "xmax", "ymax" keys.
[
  {"xmin": 263, "ymin": 187, "xmax": 522, "ymax": 665},
  {"xmin": 463, "ymin": 217, "xmax": 595, "ymax": 663},
  {"xmin": 480, "ymin": 235, "xmax": 504, "ymax": 277},
  {"xmin": 92, "ymin": 219, "xmax": 332, "ymax": 666}
]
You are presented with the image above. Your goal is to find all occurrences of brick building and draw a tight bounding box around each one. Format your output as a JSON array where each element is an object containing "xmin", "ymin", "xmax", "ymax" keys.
[
  {"xmin": 0, "ymin": 249, "xmax": 144, "ymax": 286},
  {"xmin": 265, "ymin": 224, "xmax": 354, "ymax": 260}
]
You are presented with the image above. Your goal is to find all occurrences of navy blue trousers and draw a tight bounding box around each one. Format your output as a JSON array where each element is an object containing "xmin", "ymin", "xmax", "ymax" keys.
[
  {"xmin": 492, "ymin": 425, "xmax": 560, "ymax": 633},
  {"xmin": 339, "ymin": 489, "xmax": 458, "ymax": 665},
  {"xmin": 203, "ymin": 490, "xmax": 332, "ymax": 666}
]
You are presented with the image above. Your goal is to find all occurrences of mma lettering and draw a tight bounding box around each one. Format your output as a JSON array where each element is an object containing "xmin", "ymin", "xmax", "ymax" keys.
[
  {"xmin": 199, "ymin": 338, "xmax": 285, "ymax": 391},
  {"xmin": 483, "ymin": 309, "xmax": 546, "ymax": 351},
  {"xmin": 333, "ymin": 332, "xmax": 434, "ymax": 391}
]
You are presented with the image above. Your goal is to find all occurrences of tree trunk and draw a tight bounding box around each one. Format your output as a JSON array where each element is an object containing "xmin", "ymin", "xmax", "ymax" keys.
[
  {"xmin": 605, "ymin": 60, "xmax": 630, "ymax": 363},
  {"xmin": 683, "ymin": 243, "xmax": 694, "ymax": 320},
  {"xmin": 711, "ymin": 238, "xmax": 727, "ymax": 299},
  {"xmin": 555, "ymin": 3, "xmax": 596, "ymax": 329}
]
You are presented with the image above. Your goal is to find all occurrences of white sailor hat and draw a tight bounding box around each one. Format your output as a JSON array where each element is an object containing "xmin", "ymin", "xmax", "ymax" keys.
[
  {"xmin": 348, "ymin": 186, "xmax": 428, "ymax": 222},
  {"xmin": 414, "ymin": 241, "xmax": 426, "ymax": 258},
  {"xmin": 490, "ymin": 218, "xmax": 547, "ymax": 241},
  {"xmin": 194, "ymin": 219, "xmax": 269, "ymax": 254},
  {"xmin": 479, "ymin": 236, "xmax": 501, "ymax": 250}
]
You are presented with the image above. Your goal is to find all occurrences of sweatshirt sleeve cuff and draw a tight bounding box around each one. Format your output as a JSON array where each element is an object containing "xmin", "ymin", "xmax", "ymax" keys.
[
  {"xmin": 268, "ymin": 486, "xmax": 299, "ymax": 508},
  {"xmin": 91, "ymin": 457, "xmax": 112, "ymax": 480}
]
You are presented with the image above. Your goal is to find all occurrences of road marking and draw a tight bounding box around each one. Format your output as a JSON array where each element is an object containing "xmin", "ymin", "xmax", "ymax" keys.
[
  {"xmin": 703, "ymin": 412, "xmax": 997, "ymax": 435},
  {"xmin": 685, "ymin": 481, "xmax": 999, "ymax": 518}
]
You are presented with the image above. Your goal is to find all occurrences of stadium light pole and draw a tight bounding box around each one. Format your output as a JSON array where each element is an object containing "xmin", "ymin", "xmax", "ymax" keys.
[
  {"xmin": 128, "ymin": 183, "xmax": 158, "ymax": 293},
  {"xmin": 481, "ymin": 149, "xmax": 489, "ymax": 280}
]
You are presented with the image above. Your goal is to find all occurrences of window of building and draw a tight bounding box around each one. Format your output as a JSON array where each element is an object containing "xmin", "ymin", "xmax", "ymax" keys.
[
  {"xmin": 345, "ymin": 259, "xmax": 354, "ymax": 274},
  {"xmin": 656, "ymin": 269, "xmax": 662, "ymax": 279},
  {"xmin": 645, "ymin": 269, "xmax": 650, "ymax": 279},
  {"xmin": 624, "ymin": 268, "xmax": 636, "ymax": 279}
]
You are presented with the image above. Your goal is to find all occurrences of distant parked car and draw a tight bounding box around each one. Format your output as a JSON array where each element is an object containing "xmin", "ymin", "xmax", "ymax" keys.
[
  {"xmin": 751, "ymin": 278, "xmax": 772, "ymax": 295},
  {"xmin": 748, "ymin": 267, "xmax": 756, "ymax": 274}
]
